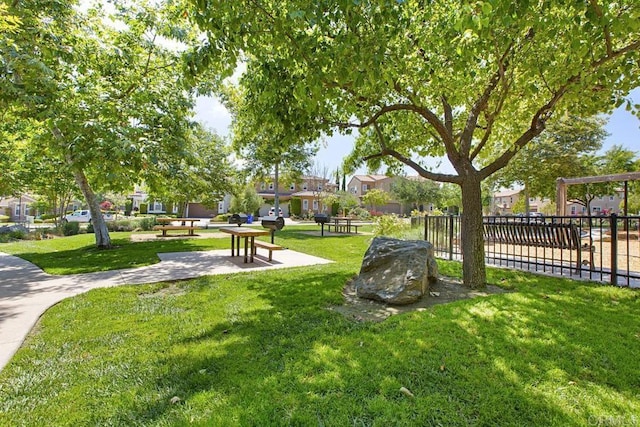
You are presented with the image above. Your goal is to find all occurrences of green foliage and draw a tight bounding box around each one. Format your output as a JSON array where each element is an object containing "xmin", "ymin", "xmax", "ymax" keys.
[
  {"xmin": 137, "ymin": 217, "xmax": 156, "ymax": 231},
  {"xmin": 438, "ymin": 183, "xmax": 462, "ymax": 211},
  {"xmin": 139, "ymin": 203, "xmax": 148, "ymax": 215},
  {"xmin": 124, "ymin": 199, "xmax": 133, "ymax": 216},
  {"xmin": 230, "ymin": 185, "xmax": 264, "ymax": 214},
  {"xmin": 392, "ymin": 177, "xmax": 441, "ymax": 208},
  {"xmin": 62, "ymin": 222, "xmax": 80, "ymax": 236},
  {"xmin": 323, "ymin": 191, "xmax": 360, "ymax": 216},
  {"xmin": 511, "ymin": 196, "xmax": 526, "ymax": 214},
  {"xmin": 290, "ymin": 197, "xmax": 302, "ymax": 216},
  {"xmin": 212, "ymin": 214, "xmax": 230, "ymax": 222},
  {"xmin": 348, "ymin": 207, "xmax": 371, "ymax": 220},
  {"xmin": 490, "ymin": 116, "xmax": 608, "ymax": 200},
  {"xmin": 331, "ymin": 202, "xmax": 339, "ymax": 216},
  {"xmin": 361, "ymin": 188, "xmax": 390, "ymax": 210},
  {"xmin": 372, "ymin": 214, "xmax": 408, "ymax": 238},
  {"xmin": 188, "ymin": 0, "xmax": 640, "ymax": 287}
]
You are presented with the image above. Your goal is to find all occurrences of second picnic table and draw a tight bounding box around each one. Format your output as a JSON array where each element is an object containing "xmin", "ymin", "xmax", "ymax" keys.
[
  {"xmin": 153, "ymin": 218, "xmax": 200, "ymax": 237},
  {"xmin": 220, "ymin": 227, "xmax": 271, "ymax": 263}
]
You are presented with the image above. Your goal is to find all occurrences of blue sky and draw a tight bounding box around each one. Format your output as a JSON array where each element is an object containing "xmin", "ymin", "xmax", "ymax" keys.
[{"xmin": 195, "ymin": 88, "xmax": 639, "ymax": 177}]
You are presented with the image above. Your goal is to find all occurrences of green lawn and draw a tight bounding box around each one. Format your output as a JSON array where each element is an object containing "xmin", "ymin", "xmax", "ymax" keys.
[{"xmin": 1, "ymin": 227, "xmax": 639, "ymax": 425}]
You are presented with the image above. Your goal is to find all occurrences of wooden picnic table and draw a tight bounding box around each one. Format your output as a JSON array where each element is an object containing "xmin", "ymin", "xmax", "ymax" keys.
[
  {"xmin": 331, "ymin": 216, "xmax": 357, "ymax": 233},
  {"xmin": 220, "ymin": 227, "xmax": 271, "ymax": 263},
  {"xmin": 153, "ymin": 218, "xmax": 200, "ymax": 237}
]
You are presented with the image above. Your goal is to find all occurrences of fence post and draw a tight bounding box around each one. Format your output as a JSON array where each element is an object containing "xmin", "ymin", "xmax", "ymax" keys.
[
  {"xmin": 449, "ymin": 214, "xmax": 455, "ymax": 260},
  {"xmin": 423, "ymin": 214, "xmax": 428, "ymax": 242},
  {"xmin": 610, "ymin": 213, "xmax": 618, "ymax": 286}
]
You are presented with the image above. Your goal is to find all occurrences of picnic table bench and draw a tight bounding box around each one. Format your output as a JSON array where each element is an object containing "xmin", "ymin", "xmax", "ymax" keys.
[
  {"xmin": 324, "ymin": 217, "xmax": 362, "ymax": 234},
  {"xmin": 483, "ymin": 220, "xmax": 594, "ymax": 271},
  {"xmin": 153, "ymin": 218, "xmax": 199, "ymax": 237},
  {"xmin": 253, "ymin": 240, "xmax": 284, "ymax": 261}
]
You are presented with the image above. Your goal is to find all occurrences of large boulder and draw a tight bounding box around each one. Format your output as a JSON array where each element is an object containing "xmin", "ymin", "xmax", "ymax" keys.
[{"xmin": 353, "ymin": 237, "xmax": 438, "ymax": 305}]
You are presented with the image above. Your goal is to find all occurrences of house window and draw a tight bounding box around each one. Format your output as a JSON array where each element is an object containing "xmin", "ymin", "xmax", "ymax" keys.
[
  {"xmin": 218, "ymin": 202, "xmax": 224, "ymax": 214},
  {"xmin": 303, "ymin": 183, "xmax": 308, "ymax": 190},
  {"xmin": 153, "ymin": 201, "xmax": 163, "ymax": 212},
  {"xmin": 317, "ymin": 184, "xmax": 322, "ymax": 191},
  {"xmin": 529, "ymin": 197, "xmax": 535, "ymax": 202},
  {"xmin": 268, "ymin": 182, "xmax": 274, "ymax": 190},
  {"xmin": 313, "ymin": 200, "xmax": 318, "ymax": 211},
  {"xmin": 362, "ymin": 184, "xmax": 369, "ymax": 192},
  {"xmin": 302, "ymin": 199, "xmax": 309, "ymax": 210},
  {"xmin": 571, "ymin": 206, "xmax": 577, "ymax": 215},
  {"xmin": 290, "ymin": 183, "xmax": 295, "ymax": 191},
  {"xmin": 14, "ymin": 204, "xmax": 20, "ymax": 216},
  {"xmin": 609, "ymin": 196, "xmax": 614, "ymax": 201}
]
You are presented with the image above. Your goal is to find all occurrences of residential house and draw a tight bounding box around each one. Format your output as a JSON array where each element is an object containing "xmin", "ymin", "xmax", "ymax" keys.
[
  {"xmin": 566, "ymin": 190, "xmax": 624, "ymax": 216},
  {"xmin": 0, "ymin": 194, "xmax": 38, "ymax": 222},
  {"xmin": 346, "ymin": 175, "xmax": 405, "ymax": 214},
  {"xmin": 490, "ymin": 189, "xmax": 553, "ymax": 215},
  {"xmin": 128, "ymin": 184, "xmax": 231, "ymax": 218},
  {"xmin": 255, "ymin": 175, "xmax": 337, "ymax": 216},
  {"xmin": 490, "ymin": 189, "xmax": 522, "ymax": 215}
]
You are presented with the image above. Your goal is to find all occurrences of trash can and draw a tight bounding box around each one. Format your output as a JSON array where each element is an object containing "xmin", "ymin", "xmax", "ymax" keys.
[{"xmin": 247, "ymin": 214, "xmax": 253, "ymax": 224}]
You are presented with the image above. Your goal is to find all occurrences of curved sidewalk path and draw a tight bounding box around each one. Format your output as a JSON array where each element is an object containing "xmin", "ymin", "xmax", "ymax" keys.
[{"xmin": 0, "ymin": 249, "xmax": 332, "ymax": 372}]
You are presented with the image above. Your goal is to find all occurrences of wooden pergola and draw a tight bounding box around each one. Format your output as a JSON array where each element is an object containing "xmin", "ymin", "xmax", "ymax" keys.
[{"xmin": 556, "ymin": 172, "xmax": 640, "ymax": 216}]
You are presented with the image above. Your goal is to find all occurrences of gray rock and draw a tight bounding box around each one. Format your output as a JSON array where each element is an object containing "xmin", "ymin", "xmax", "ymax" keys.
[{"xmin": 354, "ymin": 237, "xmax": 438, "ymax": 305}]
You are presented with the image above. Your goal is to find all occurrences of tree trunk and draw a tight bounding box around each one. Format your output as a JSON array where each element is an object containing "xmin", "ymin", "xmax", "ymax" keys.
[
  {"xmin": 71, "ymin": 166, "xmax": 111, "ymax": 248},
  {"xmin": 274, "ymin": 162, "xmax": 280, "ymax": 213},
  {"xmin": 460, "ymin": 176, "xmax": 487, "ymax": 289}
]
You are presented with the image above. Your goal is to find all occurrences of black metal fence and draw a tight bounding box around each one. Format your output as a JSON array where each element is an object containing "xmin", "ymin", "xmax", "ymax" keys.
[{"xmin": 412, "ymin": 214, "xmax": 640, "ymax": 287}]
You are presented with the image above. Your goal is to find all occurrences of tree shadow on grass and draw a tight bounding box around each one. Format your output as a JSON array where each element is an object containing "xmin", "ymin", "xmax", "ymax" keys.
[{"xmin": 110, "ymin": 268, "xmax": 640, "ymax": 425}]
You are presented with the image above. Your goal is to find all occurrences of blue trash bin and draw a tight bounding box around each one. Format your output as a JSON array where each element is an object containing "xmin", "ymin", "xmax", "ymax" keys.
[{"xmin": 247, "ymin": 214, "xmax": 253, "ymax": 224}]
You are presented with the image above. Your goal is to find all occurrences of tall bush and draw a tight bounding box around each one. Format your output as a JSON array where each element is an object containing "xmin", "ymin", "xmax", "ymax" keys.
[
  {"xmin": 372, "ymin": 214, "xmax": 408, "ymax": 238},
  {"xmin": 290, "ymin": 197, "xmax": 301, "ymax": 216},
  {"xmin": 63, "ymin": 222, "xmax": 80, "ymax": 236}
]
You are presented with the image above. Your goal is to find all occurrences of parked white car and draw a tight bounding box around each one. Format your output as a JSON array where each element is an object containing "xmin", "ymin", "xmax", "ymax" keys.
[
  {"xmin": 268, "ymin": 207, "xmax": 283, "ymax": 217},
  {"xmin": 62, "ymin": 210, "xmax": 114, "ymax": 223}
]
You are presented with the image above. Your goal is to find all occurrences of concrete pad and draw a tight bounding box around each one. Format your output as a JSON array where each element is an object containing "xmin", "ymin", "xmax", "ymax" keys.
[{"xmin": 0, "ymin": 248, "xmax": 332, "ymax": 372}]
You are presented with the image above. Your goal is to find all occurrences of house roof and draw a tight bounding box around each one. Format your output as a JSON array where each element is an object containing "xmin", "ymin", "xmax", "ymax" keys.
[
  {"xmin": 0, "ymin": 194, "xmax": 38, "ymax": 205},
  {"xmin": 352, "ymin": 174, "xmax": 390, "ymax": 182},
  {"xmin": 493, "ymin": 189, "xmax": 521, "ymax": 198}
]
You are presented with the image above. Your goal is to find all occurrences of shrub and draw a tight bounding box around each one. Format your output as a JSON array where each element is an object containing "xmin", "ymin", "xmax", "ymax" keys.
[
  {"xmin": 137, "ymin": 216, "xmax": 156, "ymax": 231},
  {"xmin": 140, "ymin": 203, "xmax": 148, "ymax": 214},
  {"xmin": 124, "ymin": 199, "xmax": 133, "ymax": 216},
  {"xmin": 0, "ymin": 215, "xmax": 9, "ymax": 223},
  {"xmin": 63, "ymin": 222, "xmax": 80, "ymax": 236},
  {"xmin": 290, "ymin": 197, "xmax": 302, "ymax": 216},
  {"xmin": 0, "ymin": 229, "xmax": 27, "ymax": 242},
  {"xmin": 348, "ymin": 207, "xmax": 371, "ymax": 220},
  {"xmin": 372, "ymin": 214, "xmax": 408, "ymax": 238},
  {"xmin": 212, "ymin": 214, "xmax": 229, "ymax": 222}
]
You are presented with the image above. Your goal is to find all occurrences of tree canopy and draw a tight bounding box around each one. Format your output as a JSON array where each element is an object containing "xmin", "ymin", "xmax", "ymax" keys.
[
  {"xmin": 188, "ymin": 0, "xmax": 640, "ymax": 288},
  {"xmin": 3, "ymin": 0, "xmax": 207, "ymax": 247}
]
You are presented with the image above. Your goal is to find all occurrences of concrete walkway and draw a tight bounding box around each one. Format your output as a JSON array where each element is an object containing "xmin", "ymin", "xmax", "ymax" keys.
[{"xmin": 0, "ymin": 249, "xmax": 332, "ymax": 372}]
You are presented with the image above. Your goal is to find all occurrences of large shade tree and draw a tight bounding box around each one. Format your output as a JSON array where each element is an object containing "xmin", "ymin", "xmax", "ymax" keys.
[
  {"xmin": 5, "ymin": 0, "xmax": 202, "ymax": 248},
  {"xmin": 189, "ymin": 0, "xmax": 640, "ymax": 288}
]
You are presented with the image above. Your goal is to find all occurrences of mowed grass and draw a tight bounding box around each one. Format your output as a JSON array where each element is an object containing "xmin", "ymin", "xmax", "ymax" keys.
[{"xmin": 1, "ymin": 226, "xmax": 639, "ymax": 425}]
